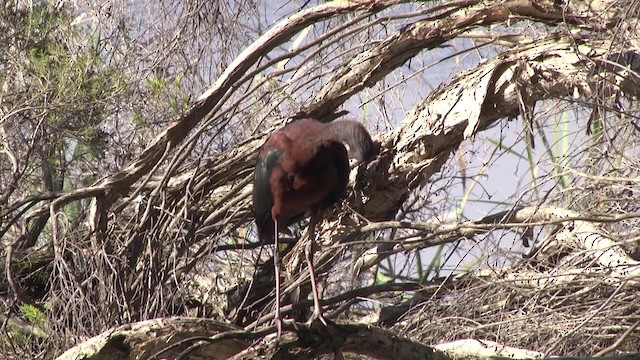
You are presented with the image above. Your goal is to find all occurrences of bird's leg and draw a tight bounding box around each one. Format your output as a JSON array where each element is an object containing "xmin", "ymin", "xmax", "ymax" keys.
[
  {"xmin": 273, "ymin": 219, "xmax": 283, "ymax": 342},
  {"xmin": 306, "ymin": 215, "xmax": 345, "ymax": 360},
  {"xmin": 306, "ymin": 213, "xmax": 328, "ymax": 328}
]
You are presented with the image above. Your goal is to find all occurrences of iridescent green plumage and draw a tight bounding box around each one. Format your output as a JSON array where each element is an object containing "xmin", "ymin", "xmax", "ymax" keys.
[{"xmin": 253, "ymin": 149, "xmax": 281, "ymax": 242}]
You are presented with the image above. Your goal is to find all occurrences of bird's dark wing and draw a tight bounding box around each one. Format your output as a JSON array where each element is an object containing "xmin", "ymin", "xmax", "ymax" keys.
[{"xmin": 253, "ymin": 149, "xmax": 281, "ymax": 242}]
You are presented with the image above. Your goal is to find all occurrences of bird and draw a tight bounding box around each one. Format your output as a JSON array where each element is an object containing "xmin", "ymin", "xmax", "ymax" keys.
[{"xmin": 253, "ymin": 117, "xmax": 374, "ymax": 340}]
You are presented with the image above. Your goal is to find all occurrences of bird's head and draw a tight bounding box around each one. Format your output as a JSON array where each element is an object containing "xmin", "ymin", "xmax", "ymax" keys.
[
  {"xmin": 325, "ymin": 120, "xmax": 376, "ymax": 164},
  {"xmin": 345, "ymin": 138, "xmax": 375, "ymax": 163}
]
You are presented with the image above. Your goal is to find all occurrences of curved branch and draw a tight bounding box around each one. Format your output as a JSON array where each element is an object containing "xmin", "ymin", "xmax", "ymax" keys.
[{"xmin": 57, "ymin": 317, "xmax": 250, "ymax": 360}]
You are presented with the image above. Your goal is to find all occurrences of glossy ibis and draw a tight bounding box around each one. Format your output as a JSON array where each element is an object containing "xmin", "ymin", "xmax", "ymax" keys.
[{"xmin": 253, "ymin": 118, "xmax": 373, "ymax": 340}]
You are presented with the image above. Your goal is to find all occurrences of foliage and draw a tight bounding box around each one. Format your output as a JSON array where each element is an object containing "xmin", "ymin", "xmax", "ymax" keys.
[
  {"xmin": 0, "ymin": 2, "xmax": 125, "ymax": 356},
  {"xmin": 18, "ymin": 305, "xmax": 46, "ymax": 329}
]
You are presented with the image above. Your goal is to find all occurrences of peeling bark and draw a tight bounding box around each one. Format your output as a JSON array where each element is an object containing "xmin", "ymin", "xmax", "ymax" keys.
[{"xmin": 57, "ymin": 318, "xmax": 249, "ymax": 360}]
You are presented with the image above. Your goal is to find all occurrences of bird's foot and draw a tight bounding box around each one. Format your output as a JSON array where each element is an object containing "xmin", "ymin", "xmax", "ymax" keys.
[
  {"xmin": 306, "ymin": 308, "xmax": 329, "ymax": 329},
  {"xmin": 302, "ymin": 310, "xmax": 345, "ymax": 360}
]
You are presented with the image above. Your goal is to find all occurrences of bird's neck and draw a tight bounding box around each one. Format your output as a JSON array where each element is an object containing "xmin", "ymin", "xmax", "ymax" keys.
[{"xmin": 320, "ymin": 121, "xmax": 373, "ymax": 162}]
